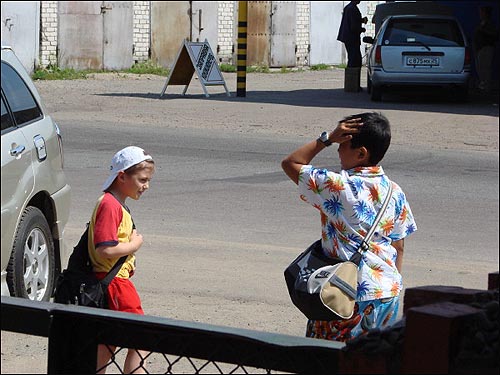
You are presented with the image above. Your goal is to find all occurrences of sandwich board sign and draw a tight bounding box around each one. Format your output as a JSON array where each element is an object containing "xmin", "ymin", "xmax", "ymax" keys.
[{"xmin": 160, "ymin": 39, "xmax": 230, "ymax": 98}]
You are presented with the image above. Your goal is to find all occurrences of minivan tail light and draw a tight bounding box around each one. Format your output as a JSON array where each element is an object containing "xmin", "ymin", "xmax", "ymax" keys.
[
  {"xmin": 375, "ymin": 46, "xmax": 382, "ymax": 65},
  {"xmin": 464, "ymin": 46, "xmax": 471, "ymax": 67}
]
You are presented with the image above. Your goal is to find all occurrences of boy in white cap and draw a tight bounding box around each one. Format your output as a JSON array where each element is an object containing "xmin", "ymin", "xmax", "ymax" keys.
[{"xmin": 90, "ymin": 146, "xmax": 155, "ymax": 374}]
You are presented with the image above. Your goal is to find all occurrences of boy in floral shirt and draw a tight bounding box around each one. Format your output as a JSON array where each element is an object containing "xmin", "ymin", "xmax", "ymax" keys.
[{"xmin": 281, "ymin": 112, "xmax": 417, "ymax": 342}]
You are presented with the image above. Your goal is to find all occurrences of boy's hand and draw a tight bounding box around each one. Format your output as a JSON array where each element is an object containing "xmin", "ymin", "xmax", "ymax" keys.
[
  {"xmin": 329, "ymin": 118, "xmax": 363, "ymax": 144},
  {"xmin": 130, "ymin": 229, "xmax": 144, "ymax": 252}
]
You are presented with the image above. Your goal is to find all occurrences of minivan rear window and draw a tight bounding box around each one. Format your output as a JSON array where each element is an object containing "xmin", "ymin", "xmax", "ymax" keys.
[{"xmin": 384, "ymin": 18, "xmax": 465, "ymax": 47}]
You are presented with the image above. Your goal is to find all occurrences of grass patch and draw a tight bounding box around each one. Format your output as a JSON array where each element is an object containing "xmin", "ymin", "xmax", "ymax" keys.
[
  {"xmin": 280, "ymin": 66, "xmax": 293, "ymax": 73},
  {"xmin": 219, "ymin": 64, "xmax": 270, "ymax": 73},
  {"xmin": 124, "ymin": 60, "xmax": 169, "ymax": 76},
  {"xmin": 32, "ymin": 65, "xmax": 90, "ymax": 80},
  {"xmin": 310, "ymin": 64, "xmax": 331, "ymax": 71},
  {"xmin": 220, "ymin": 63, "xmax": 272, "ymax": 73},
  {"xmin": 31, "ymin": 60, "xmax": 169, "ymax": 80},
  {"xmin": 247, "ymin": 65, "xmax": 270, "ymax": 73},
  {"xmin": 31, "ymin": 60, "xmax": 331, "ymax": 80},
  {"xmin": 220, "ymin": 63, "xmax": 236, "ymax": 72}
]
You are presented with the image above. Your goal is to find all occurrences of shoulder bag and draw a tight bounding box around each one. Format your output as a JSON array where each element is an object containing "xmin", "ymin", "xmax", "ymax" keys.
[
  {"xmin": 284, "ymin": 184, "xmax": 393, "ymax": 321},
  {"xmin": 53, "ymin": 225, "xmax": 127, "ymax": 308}
]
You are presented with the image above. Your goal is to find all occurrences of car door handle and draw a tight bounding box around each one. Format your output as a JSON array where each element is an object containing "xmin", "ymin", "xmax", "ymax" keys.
[{"xmin": 10, "ymin": 144, "xmax": 26, "ymax": 157}]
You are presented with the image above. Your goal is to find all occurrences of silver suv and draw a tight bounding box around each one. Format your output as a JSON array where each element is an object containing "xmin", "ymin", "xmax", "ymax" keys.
[
  {"xmin": 1, "ymin": 46, "xmax": 71, "ymax": 301},
  {"xmin": 364, "ymin": 15, "xmax": 471, "ymax": 101}
]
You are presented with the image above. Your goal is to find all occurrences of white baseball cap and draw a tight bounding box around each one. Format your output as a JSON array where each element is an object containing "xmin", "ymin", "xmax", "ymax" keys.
[{"xmin": 102, "ymin": 146, "xmax": 153, "ymax": 191}]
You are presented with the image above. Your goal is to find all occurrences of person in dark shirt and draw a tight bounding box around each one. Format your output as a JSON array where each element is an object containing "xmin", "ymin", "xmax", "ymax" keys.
[{"xmin": 337, "ymin": 1, "xmax": 368, "ymax": 68}]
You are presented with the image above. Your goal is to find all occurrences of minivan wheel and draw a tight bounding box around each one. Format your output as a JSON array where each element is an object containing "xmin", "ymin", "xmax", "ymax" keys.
[
  {"xmin": 6, "ymin": 206, "xmax": 55, "ymax": 301},
  {"xmin": 371, "ymin": 86, "xmax": 382, "ymax": 101},
  {"xmin": 454, "ymin": 86, "xmax": 469, "ymax": 102}
]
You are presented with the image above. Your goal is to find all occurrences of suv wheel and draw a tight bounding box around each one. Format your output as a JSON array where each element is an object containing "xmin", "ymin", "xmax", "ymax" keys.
[{"xmin": 7, "ymin": 206, "xmax": 56, "ymax": 301}]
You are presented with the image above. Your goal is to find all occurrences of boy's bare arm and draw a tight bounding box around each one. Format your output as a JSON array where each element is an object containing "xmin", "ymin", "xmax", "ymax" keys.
[
  {"xmin": 393, "ymin": 239, "xmax": 404, "ymax": 272},
  {"xmin": 281, "ymin": 139, "xmax": 326, "ymax": 185},
  {"xmin": 281, "ymin": 119, "xmax": 363, "ymax": 184},
  {"xmin": 96, "ymin": 229, "xmax": 144, "ymax": 258}
]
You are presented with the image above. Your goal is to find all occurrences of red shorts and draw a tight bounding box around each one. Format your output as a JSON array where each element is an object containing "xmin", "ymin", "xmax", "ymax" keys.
[{"xmin": 95, "ymin": 273, "xmax": 144, "ymax": 315}]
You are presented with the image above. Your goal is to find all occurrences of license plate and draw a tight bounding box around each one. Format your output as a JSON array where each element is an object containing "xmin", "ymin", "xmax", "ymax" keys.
[{"xmin": 406, "ymin": 56, "xmax": 439, "ymax": 66}]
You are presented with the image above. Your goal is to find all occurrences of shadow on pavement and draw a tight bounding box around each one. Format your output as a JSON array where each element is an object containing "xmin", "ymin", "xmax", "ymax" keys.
[{"xmin": 98, "ymin": 87, "xmax": 499, "ymax": 117}]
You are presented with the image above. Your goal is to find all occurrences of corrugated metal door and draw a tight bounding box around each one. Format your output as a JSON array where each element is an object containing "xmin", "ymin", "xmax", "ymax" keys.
[
  {"xmin": 102, "ymin": 1, "xmax": 133, "ymax": 70},
  {"xmin": 246, "ymin": 1, "xmax": 296, "ymax": 67},
  {"xmin": 247, "ymin": 1, "xmax": 271, "ymax": 67},
  {"xmin": 58, "ymin": 1, "xmax": 132, "ymax": 70},
  {"xmin": 1, "ymin": 1, "xmax": 40, "ymax": 73},
  {"xmin": 151, "ymin": 2, "xmax": 191, "ymax": 69},
  {"xmin": 58, "ymin": 2, "xmax": 104, "ymax": 70},
  {"xmin": 191, "ymin": 1, "xmax": 218, "ymax": 53},
  {"xmin": 310, "ymin": 1, "xmax": 345, "ymax": 65},
  {"xmin": 270, "ymin": 1, "xmax": 296, "ymax": 67}
]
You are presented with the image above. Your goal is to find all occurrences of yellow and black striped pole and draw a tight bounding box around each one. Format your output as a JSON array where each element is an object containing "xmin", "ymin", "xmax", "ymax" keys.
[{"xmin": 236, "ymin": 1, "xmax": 248, "ymax": 97}]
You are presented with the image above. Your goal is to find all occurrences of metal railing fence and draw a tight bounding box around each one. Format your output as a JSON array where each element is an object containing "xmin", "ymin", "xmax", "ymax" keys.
[{"xmin": 1, "ymin": 296, "xmax": 344, "ymax": 374}]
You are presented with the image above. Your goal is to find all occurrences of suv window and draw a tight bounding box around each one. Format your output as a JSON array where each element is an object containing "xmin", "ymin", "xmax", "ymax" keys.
[
  {"xmin": 1, "ymin": 95, "xmax": 14, "ymax": 132},
  {"xmin": 1, "ymin": 61, "xmax": 43, "ymax": 126},
  {"xmin": 384, "ymin": 19, "xmax": 465, "ymax": 47}
]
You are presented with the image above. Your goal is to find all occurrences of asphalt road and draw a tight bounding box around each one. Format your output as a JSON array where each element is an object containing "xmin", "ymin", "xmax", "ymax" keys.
[
  {"xmin": 36, "ymin": 70, "xmax": 500, "ymax": 328},
  {"xmin": 62, "ymin": 120, "xmax": 499, "ymax": 297}
]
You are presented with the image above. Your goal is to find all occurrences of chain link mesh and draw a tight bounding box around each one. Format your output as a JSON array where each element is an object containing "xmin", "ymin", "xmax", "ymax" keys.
[{"xmin": 98, "ymin": 346, "xmax": 283, "ymax": 374}]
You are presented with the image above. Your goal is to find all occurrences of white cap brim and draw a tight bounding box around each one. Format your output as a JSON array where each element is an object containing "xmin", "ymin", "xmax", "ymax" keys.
[{"xmin": 102, "ymin": 172, "xmax": 119, "ymax": 192}]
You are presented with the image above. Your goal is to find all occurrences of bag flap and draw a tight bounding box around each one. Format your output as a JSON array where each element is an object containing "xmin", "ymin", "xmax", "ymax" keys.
[{"xmin": 319, "ymin": 262, "xmax": 358, "ymax": 319}]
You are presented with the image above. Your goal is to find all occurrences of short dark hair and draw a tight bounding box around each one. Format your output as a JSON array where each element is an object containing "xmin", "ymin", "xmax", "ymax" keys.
[{"xmin": 344, "ymin": 112, "xmax": 391, "ymax": 165}]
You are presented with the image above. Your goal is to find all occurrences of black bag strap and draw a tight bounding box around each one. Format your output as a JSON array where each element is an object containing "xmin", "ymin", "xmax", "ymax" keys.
[
  {"xmin": 100, "ymin": 254, "xmax": 128, "ymax": 287},
  {"xmin": 93, "ymin": 216, "xmax": 136, "ymax": 287},
  {"xmin": 99, "ymin": 219, "xmax": 136, "ymax": 287},
  {"xmin": 89, "ymin": 193, "xmax": 138, "ymax": 286}
]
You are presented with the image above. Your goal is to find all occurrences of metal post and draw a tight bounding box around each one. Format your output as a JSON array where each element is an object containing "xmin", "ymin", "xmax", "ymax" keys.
[
  {"xmin": 48, "ymin": 313, "xmax": 99, "ymax": 374},
  {"xmin": 236, "ymin": 1, "xmax": 248, "ymax": 97}
]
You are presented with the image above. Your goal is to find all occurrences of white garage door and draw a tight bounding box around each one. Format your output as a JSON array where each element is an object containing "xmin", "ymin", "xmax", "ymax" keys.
[{"xmin": 1, "ymin": 1, "xmax": 40, "ymax": 73}]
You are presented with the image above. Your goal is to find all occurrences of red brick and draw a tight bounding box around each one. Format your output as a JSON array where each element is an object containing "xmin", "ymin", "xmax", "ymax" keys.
[
  {"xmin": 400, "ymin": 302, "xmax": 482, "ymax": 374},
  {"xmin": 403, "ymin": 286, "xmax": 491, "ymax": 314}
]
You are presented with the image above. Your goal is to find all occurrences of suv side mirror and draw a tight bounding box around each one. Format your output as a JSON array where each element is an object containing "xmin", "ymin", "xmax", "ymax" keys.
[{"xmin": 363, "ymin": 36, "xmax": 374, "ymax": 44}]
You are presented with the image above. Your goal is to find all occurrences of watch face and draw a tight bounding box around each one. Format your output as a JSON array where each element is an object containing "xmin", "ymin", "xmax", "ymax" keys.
[{"xmin": 319, "ymin": 132, "xmax": 331, "ymax": 146}]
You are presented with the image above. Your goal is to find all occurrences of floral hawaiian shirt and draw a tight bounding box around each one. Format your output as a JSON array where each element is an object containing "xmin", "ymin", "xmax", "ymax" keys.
[{"xmin": 298, "ymin": 165, "xmax": 417, "ymax": 302}]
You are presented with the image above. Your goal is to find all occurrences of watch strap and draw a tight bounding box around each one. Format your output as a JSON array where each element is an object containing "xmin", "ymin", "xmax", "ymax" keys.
[{"xmin": 318, "ymin": 131, "xmax": 332, "ymax": 147}]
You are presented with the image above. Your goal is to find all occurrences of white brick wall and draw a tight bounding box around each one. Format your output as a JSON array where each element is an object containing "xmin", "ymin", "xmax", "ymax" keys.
[
  {"xmin": 218, "ymin": 1, "xmax": 235, "ymax": 64},
  {"xmin": 133, "ymin": 1, "xmax": 150, "ymax": 62},
  {"xmin": 296, "ymin": 1, "xmax": 310, "ymax": 67},
  {"xmin": 40, "ymin": 1, "xmax": 58, "ymax": 67},
  {"xmin": 366, "ymin": 1, "xmax": 385, "ymax": 37}
]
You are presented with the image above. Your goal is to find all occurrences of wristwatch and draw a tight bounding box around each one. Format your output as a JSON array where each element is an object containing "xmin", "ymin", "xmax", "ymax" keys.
[{"xmin": 318, "ymin": 131, "xmax": 332, "ymax": 147}]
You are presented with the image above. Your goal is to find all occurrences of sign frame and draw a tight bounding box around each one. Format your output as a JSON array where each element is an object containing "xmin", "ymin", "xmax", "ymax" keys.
[{"xmin": 160, "ymin": 39, "xmax": 230, "ymax": 98}]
